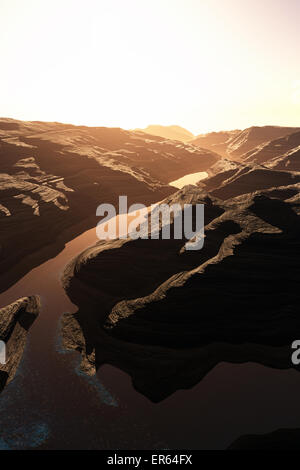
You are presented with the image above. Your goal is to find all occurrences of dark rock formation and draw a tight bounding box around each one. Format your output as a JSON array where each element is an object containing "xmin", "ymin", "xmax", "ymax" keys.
[
  {"xmin": 0, "ymin": 295, "xmax": 40, "ymax": 392},
  {"xmin": 229, "ymin": 428, "xmax": 300, "ymax": 450},
  {"xmin": 61, "ymin": 184, "xmax": 300, "ymax": 402}
]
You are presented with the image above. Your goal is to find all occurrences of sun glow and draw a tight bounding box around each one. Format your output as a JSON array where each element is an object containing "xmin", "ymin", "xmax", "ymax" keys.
[{"xmin": 0, "ymin": 0, "xmax": 299, "ymax": 134}]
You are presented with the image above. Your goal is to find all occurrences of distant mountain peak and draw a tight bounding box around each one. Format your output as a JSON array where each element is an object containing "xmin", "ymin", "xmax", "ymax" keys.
[{"xmin": 135, "ymin": 124, "xmax": 194, "ymax": 142}]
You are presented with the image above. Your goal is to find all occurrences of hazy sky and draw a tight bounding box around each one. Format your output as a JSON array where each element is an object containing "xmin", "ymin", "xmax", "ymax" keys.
[{"xmin": 0, "ymin": 0, "xmax": 299, "ymax": 134}]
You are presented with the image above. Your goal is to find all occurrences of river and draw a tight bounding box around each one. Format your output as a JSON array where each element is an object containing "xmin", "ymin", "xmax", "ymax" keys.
[
  {"xmin": 1, "ymin": 173, "xmax": 300, "ymax": 449},
  {"xmin": 169, "ymin": 171, "xmax": 208, "ymax": 189}
]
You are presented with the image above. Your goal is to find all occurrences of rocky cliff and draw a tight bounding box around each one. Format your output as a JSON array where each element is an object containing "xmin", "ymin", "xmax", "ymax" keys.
[
  {"xmin": 0, "ymin": 295, "xmax": 40, "ymax": 392},
  {"xmin": 62, "ymin": 183, "xmax": 300, "ymax": 402}
]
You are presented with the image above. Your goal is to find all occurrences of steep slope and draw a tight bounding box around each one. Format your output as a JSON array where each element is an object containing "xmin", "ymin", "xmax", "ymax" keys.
[
  {"xmin": 198, "ymin": 159, "xmax": 300, "ymax": 200},
  {"xmin": 191, "ymin": 130, "xmax": 240, "ymax": 157},
  {"xmin": 0, "ymin": 296, "xmax": 40, "ymax": 392},
  {"xmin": 62, "ymin": 185, "xmax": 300, "ymax": 401},
  {"xmin": 0, "ymin": 118, "xmax": 219, "ymax": 292},
  {"xmin": 191, "ymin": 126, "xmax": 299, "ymax": 160},
  {"xmin": 242, "ymin": 130, "xmax": 300, "ymax": 170},
  {"xmin": 135, "ymin": 125, "xmax": 194, "ymax": 142},
  {"xmin": 266, "ymin": 146, "xmax": 300, "ymax": 171},
  {"xmin": 227, "ymin": 126, "xmax": 299, "ymax": 159}
]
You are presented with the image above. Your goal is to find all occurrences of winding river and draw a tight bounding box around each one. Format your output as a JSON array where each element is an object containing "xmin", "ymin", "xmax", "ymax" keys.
[{"xmin": 1, "ymin": 172, "xmax": 300, "ymax": 449}]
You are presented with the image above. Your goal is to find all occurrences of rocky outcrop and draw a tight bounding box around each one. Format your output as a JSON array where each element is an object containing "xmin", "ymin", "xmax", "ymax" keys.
[
  {"xmin": 226, "ymin": 126, "xmax": 299, "ymax": 159},
  {"xmin": 192, "ymin": 126, "xmax": 299, "ymax": 160},
  {"xmin": 61, "ymin": 184, "xmax": 300, "ymax": 402},
  {"xmin": 242, "ymin": 130, "xmax": 300, "ymax": 170},
  {"xmin": 0, "ymin": 296, "xmax": 40, "ymax": 392},
  {"xmin": 198, "ymin": 159, "xmax": 300, "ymax": 200}
]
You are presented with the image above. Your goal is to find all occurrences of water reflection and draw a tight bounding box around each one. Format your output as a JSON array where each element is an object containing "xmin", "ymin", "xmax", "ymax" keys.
[{"xmin": 170, "ymin": 172, "xmax": 208, "ymax": 189}]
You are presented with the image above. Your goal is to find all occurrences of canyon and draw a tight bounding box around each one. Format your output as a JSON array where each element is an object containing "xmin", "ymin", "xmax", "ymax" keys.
[{"xmin": 1, "ymin": 119, "xmax": 300, "ymax": 449}]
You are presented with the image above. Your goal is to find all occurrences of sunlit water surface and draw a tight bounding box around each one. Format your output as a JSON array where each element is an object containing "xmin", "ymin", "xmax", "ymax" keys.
[{"xmin": 169, "ymin": 172, "xmax": 208, "ymax": 189}]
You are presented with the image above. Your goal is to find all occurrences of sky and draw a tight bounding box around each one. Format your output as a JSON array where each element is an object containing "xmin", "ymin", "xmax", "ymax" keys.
[{"xmin": 0, "ymin": 0, "xmax": 299, "ymax": 135}]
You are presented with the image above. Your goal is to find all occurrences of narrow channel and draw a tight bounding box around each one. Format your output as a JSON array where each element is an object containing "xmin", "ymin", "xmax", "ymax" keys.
[{"xmin": 1, "ymin": 172, "xmax": 300, "ymax": 450}]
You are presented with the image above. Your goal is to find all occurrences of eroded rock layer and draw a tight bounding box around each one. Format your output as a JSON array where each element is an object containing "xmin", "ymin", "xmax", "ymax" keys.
[
  {"xmin": 62, "ymin": 182, "xmax": 300, "ymax": 402},
  {"xmin": 0, "ymin": 295, "xmax": 40, "ymax": 392}
]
